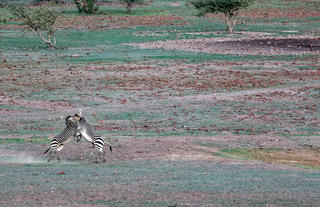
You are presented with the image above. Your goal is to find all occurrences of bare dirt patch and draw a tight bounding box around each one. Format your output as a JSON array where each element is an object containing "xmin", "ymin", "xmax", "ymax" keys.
[
  {"xmin": 0, "ymin": 96, "xmax": 73, "ymax": 111},
  {"xmin": 135, "ymin": 36, "xmax": 320, "ymax": 55},
  {"xmin": 179, "ymin": 82, "xmax": 320, "ymax": 102},
  {"xmin": 98, "ymin": 62, "xmax": 283, "ymax": 93},
  {"xmin": 17, "ymin": 134, "xmax": 308, "ymax": 163},
  {"xmin": 260, "ymin": 149, "xmax": 320, "ymax": 168},
  {"xmin": 0, "ymin": 150, "xmax": 45, "ymax": 165},
  {"xmin": 57, "ymin": 15, "xmax": 186, "ymax": 30},
  {"xmin": 0, "ymin": 15, "xmax": 186, "ymax": 31},
  {"xmin": 222, "ymin": 147, "xmax": 320, "ymax": 168},
  {"xmin": 2, "ymin": 134, "xmax": 319, "ymax": 169},
  {"xmin": 35, "ymin": 136, "xmax": 224, "ymax": 163},
  {"xmin": 1, "ymin": 60, "xmax": 318, "ymax": 136}
]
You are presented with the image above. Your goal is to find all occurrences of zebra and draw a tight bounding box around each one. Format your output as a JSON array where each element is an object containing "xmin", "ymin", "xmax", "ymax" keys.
[
  {"xmin": 74, "ymin": 113, "xmax": 112, "ymax": 163},
  {"xmin": 43, "ymin": 115, "xmax": 79, "ymax": 162}
]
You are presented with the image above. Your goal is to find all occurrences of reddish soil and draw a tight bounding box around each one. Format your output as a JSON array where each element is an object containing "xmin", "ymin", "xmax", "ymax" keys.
[
  {"xmin": 0, "ymin": 97, "xmax": 72, "ymax": 111},
  {"xmin": 208, "ymin": 38, "xmax": 320, "ymax": 54},
  {"xmin": 136, "ymin": 36, "xmax": 320, "ymax": 55},
  {"xmin": 16, "ymin": 134, "xmax": 299, "ymax": 162},
  {"xmin": 2, "ymin": 133, "xmax": 319, "ymax": 168},
  {"xmin": 0, "ymin": 15, "xmax": 187, "ymax": 31},
  {"xmin": 1, "ymin": 2, "xmax": 320, "ymax": 206},
  {"xmin": 58, "ymin": 15, "xmax": 187, "ymax": 30}
]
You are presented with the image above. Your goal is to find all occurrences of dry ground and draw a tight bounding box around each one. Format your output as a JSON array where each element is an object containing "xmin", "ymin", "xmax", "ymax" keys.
[
  {"xmin": 135, "ymin": 34, "xmax": 320, "ymax": 55},
  {"xmin": 1, "ymin": 1, "xmax": 320, "ymax": 206}
]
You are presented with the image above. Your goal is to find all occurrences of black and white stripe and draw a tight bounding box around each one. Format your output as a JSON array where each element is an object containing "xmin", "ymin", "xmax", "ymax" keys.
[
  {"xmin": 75, "ymin": 114, "xmax": 112, "ymax": 162},
  {"xmin": 44, "ymin": 116, "xmax": 78, "ymax": 162}
]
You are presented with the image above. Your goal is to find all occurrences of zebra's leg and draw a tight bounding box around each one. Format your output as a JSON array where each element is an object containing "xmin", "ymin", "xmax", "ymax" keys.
[
  {"xmin": 56, "ymin": 145, "xmax": 64, "ymax": 162},
  {"xmin": 96, "ymin": 146, "xmax": 106, "ymax": 163},
  {"xmin": 93, "ymin": 148, "xmax": 105, "ymax": 163},
  {"xmin": 93, "ymin": 151, "xmax": 100, "ymax": 163},
  {"xmin": 96, "ymin": 151, "xmax": 106, "ymax": 163},
  {"xmin": 102, "ymin": 150, "xmax": 106, "ymax": 163},
  {"xmin": 92, "ymin": 139, "xmax": 105, "ymax": 163},
  {"xmin": 75, "ymin": 132, "xmax": 82, "ymax": 143},
  {"xmin": 89, "ymin": 147, "xmax": 98, "ymax": 163},
  {"xmin": 48, "ymin": 150, "xmax": 53, "ymax": 162},
  {"xmin": 76, "ymin": 135, "xmax": 82, "ymax": 142},
  {"xmin": 56, "ymin": 153, "xmax": 61, "ymax": 162},
  {"xmin": 49, "ymin": 150, "xmax": 57, "ymax": 162}
]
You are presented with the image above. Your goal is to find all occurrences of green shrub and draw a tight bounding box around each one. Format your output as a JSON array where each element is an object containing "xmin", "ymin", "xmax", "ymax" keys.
[
  {"xmin": 189, "ymin": 0, "xmax": 254, "ymax": 33},
  {"xmin": 74, "ymin": 0, "xmax": 98, "ymax": 14},
  {"xmin": 120, "ymin": 0, "xmax": 144, "ymax": 13},
  {"xmin": 9, "ymin": 5, "xmax": 58, "ymax": 48}
]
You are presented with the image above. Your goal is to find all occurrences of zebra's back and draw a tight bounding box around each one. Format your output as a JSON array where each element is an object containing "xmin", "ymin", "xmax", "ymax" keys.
[{"xmin": 53, "ymin": 126, "xmax": 76, "ymax": 145}]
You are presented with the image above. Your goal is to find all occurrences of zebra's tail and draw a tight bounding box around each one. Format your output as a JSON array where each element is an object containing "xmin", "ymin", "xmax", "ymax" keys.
[
  {"xmin": 43, "ymin": 147, "xmax": 50, "ymax": 154},
  {"xmin": 104, "ymin": 141, "xmax": 112, "ymax": 153}
]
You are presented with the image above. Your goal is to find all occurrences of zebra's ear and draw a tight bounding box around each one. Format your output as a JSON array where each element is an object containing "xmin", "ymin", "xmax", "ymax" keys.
[
  {"xmin": 65, "ymin": 115, "xmax": 72, "ymax": 125},
  {"xmin": 75, "ymin": 108, "xmax": 83, "ymax": 118},
  {"xmin": 74, "ymin": 113, "xmax": 81, "ymax": 121}
]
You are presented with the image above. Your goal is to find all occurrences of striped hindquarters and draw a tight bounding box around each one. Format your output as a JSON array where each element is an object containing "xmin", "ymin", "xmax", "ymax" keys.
[
  {"xmin": 50, "ymin": 126, "xmax": 75, "ymax": 150},
  {"xmin": 50, "ymin": 138, "xmax": 59, "ymax": 149},
  {"xmin": 84, "ymin": 123, "xmax": 105, "ymax": 152},
  {"xmin": 93, "ymin": 137, "xmax": 104, "ymax": 152}
]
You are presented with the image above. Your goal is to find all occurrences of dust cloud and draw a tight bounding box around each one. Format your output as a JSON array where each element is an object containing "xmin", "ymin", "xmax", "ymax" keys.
[{"xmin": 0, "ymin": 152, "xmax": 45, "ymax": 164}]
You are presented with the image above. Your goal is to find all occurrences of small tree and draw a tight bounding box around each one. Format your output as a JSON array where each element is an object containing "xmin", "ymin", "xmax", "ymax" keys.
[
  {"xmin": 9, "ymin": 5, "xmax": 58, "ymax": 48},
  {"xmin": 74, "ymin": 0, "xmax": 99, "ymax": 14},
  {"xmin": 120, "ymin": 0, "xmax": 143, "ymax": 13},
  {"xmin": 189, "ymin": 0, "xmax": 254, "ymax": 33}
]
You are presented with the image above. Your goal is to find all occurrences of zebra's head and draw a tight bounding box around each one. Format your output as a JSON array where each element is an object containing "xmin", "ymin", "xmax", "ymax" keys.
[
  {"xmin": 74, "ymin": 112, "xmax": 86, "ymax": 123},
  {"xmin": 65, "ymin": 115, "xmax": 78, "ymax": 128}
]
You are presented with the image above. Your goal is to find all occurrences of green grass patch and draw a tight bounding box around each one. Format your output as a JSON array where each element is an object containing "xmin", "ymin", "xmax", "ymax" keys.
[
  {"xmin": 215, "ymin": 148, "xmax": 320, "ymax": 171},
  {"xmin": 0, "ymin": 136, "xmax": 50, "ymax": 144},
  {"xmin": 250, "ymin": 0, "xmax": 319, "ymax": 9},
  {"xmin": 295, "ymin": 164, "xmax": 320, "ymax": 171},
  {"xmin": 215, "ymin": 148, "xmax": 281, "ymax": 160}
]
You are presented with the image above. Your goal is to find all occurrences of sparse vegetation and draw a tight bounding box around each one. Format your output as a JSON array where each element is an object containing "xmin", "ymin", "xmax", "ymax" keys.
[
  {"xmin": 9, "ymin": 5, "xmax": 58, "ymax": 48},
  {"xmin": 189, "ymin": 0, "xmax": 255, "ymax": 33},
  {"xmin": 1, "ymin": 0, "xmax": 320, "ymax": 206},
  {"xmin": 120, "ymin": 0, "xmax": 144, "ymax": 13},
  {"xmin": 74, "ymin": 0, "xmax": 99, "ymax": 14}
]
